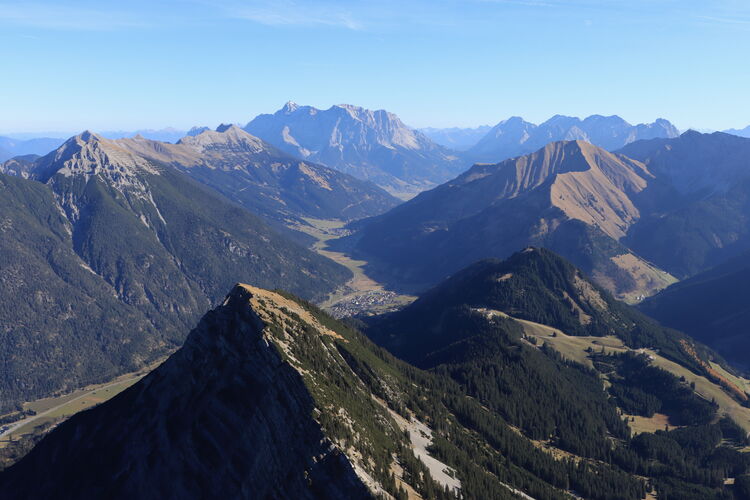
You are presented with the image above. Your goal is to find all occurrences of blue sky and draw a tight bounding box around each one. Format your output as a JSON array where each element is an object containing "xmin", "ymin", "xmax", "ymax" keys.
[{"xmin": 1, "ymin": 0, "xmax": 749, "ymax": 134}]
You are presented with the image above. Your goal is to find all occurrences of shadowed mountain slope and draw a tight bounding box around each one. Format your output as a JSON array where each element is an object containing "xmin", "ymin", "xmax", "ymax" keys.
[
  {"xmin": 4, "ymin": 270, "xmax": 750, "ymax": 499},
  {"xmin": 619, "ymin": 131, "xmax": 750, "ymax": 278},
  {"xmin": 0, "ymin": 132, "xmax": 350, "ymax": 411},
  {"xmin": 347, "ymin": 140, "xmax": 675, "ymax": 300},
  {"xmin": 641, "ymin": 249, "xmax": 750, "ymax": 372}
]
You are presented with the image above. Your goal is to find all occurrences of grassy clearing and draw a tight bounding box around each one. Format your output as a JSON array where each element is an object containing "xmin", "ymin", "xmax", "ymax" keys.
[
  {"xmin": 625, "ymin": 413, "xmax": 676, "ymax": 435},
  {"xmin": 710, "ymin": 362, "xmax": 750, "ymax": 394},
  {"xmin": 503, "ymin": 309, "xmax": 750, "ymax": 435},
  {"xmin": 0, "ymin": 358, "xmax": 166, "ymax": 448}
]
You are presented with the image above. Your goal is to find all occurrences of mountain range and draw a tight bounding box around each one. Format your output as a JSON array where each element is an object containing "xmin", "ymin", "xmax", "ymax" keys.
[
  {"xmin": 3, "ymin": 251, "xmax": 749, "ymax": 499},
  {"xmin": 0, "ymin": 129, "xmax": 370, "ymax": 412},
  {"xmin": 343, "ymin": 139, "xmax": 674, "ymax": 300},
  {"xmin": 0, "ymin": 136, "xmax": 64, "ymax": 162},
  {"xmin": 466, "ymin": 114, "xmax": 680, "ymax": 163},
  {"xmin": 724, "ymin": 125, "xmax": 750, "ymax": 138},
  {"xmin": 3, "ymin": 103, "xmax": 750, "ymax": 499},
  {"xmin": 344, "ymin": 131, "xmax": 750, "ymax": 303},
  {"xmin": 244, "ymin": 102, "xmax": 466, "ymax": 198}
]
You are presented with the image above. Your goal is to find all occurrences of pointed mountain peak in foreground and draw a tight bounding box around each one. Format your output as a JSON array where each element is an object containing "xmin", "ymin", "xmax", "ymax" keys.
[
  {"xmin": 0, "ymin": 284, "xmax": 464, "ymax": 499},
  {"xmin": 0, "ymin": 285, "xmax": 372, "ymax": 498}
]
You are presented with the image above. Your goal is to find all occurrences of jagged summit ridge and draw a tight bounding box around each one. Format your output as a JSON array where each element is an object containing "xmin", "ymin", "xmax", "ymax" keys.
[
  {"xmin": 177, "ymin": 125, "xmax": 267, "ymax": 153},
  {"xmin": 29, "ymin": 129, "xmax": 161, "ymax": 183},
  {"xmin": 439, "ymin": 140, "xmax": 650, "ymax": 239},
  {"xmin": 468, "ymin": 113, "xmax": 679, "ymax": 163},
  {"xmin": 245, "ymin": 102, "xmax": 465, "ymax": 196}
]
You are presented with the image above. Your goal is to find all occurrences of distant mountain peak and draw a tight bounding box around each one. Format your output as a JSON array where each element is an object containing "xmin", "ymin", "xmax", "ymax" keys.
[
  {"xmin": 245, "ymin": 102, "xmax": 463, "ymax": 197},
  {"xmin": 469, "ymin": 114, "xmax": 680, "ymax": 163},
  {"xmin": 680, "ymin": 129, "xmax": 703, "ymax": 138},
  {"xmin": 215, "ymin": 123, "xmax": 237, "ymax": 133},
  {"xmin": 281, "ymin": 100, "xmax": 299, "ymax": 113},
  {"xmin": 186, "ymin": 126, "xmax": 209, "ymax": 137},
  {"xmin": 72, "ymin": 129, "xmax": 102, "ymax": 144},
  {"xmin": 178, "ymin": 125, "xmax": 266, "ymax": 153}
]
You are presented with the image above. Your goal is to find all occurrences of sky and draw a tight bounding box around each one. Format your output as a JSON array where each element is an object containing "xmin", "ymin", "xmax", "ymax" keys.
[{"xmin": 1, "ymin": 0, "xmax": 749, "ymax": 134}]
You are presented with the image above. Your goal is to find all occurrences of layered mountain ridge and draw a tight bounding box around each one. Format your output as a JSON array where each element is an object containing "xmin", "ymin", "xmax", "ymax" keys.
[
  {"xmin": 348, "ymin": 130, "xmax": 750, "ymax": 302},
  {"xmin": 0, "ymin": 130, "xmax": 355, "ymax": 411},
  {"xmin": 6, "ymin": 126, "xmax": 398, "ymax": 230},
  {"xmin": 347, "ymin": 139, "xmax": 675, "ymax": 300},
  {"xmin": 619, "ymin": 131, "xmax": 750, "ymax": 277},
  {"xmin": 4, "ymin": 253, "xmax": 750, "ymax": 499}
]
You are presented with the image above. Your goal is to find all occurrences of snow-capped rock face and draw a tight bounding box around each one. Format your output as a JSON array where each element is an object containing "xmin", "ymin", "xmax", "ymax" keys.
[{"xmin": 245, "ymin": 102, "xmax": 467, "ymax": 198}]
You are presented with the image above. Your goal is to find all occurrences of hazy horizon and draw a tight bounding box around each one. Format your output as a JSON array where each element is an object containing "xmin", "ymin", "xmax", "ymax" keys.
[{"xmin": 0, "ymin": 105, "xmax": 733, "ymax": 139}]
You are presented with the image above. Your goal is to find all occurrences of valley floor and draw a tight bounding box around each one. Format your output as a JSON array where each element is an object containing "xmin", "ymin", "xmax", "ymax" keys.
[
  {"xmin": 0, "ymin": 357, "xmax": 167, "ymax": 449},
  {"xmin": 293, "ymin": 218, "xmax": 416, "ymax": 317}
]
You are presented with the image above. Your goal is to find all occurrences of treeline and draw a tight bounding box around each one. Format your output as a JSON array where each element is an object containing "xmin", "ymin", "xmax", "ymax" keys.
[
  {"xmin": 295, "ymin": 293, "xmax": 750, "ymax": 500},
  {"xmin": 596, "ymin": 352, "xmax": 718, "ymax": 425}
]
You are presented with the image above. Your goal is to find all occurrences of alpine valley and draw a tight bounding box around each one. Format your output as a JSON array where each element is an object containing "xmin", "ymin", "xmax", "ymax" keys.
[{"xmin": 2, "ymin": 106, "xmax": 750, "ymax": 500}]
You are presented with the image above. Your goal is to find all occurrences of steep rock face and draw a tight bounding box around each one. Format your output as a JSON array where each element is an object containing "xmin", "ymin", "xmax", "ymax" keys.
[
  {"xmin": 348, "ymin": 140, "xmax": 674, "ymax": 300},
  {"xmin": 18, "ymin": 127, "xmax": 399, "ymax": 229},
  {"xmin": 0, "ymin": 154, "xmax": 39, "ymax": 178},
  {"xmin": 0, "ymin": 132, "xmax": 351, "ymax": 411},
  {"xmin": 468, "ymin": 114, "xmax": 679, "ymax": 164},
  {"xmin": 0, "ymin": 285, "xmax": 372, "ymax": 499},
  {"xmin": 245, "ymin": 102, "xmax": 466, "ymax": 198}
]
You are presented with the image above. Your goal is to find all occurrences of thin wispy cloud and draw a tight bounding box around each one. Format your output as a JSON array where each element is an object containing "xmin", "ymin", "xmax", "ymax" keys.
[
  {"xmin": 697, "ymin": 15, "xmax": 750, "ymax": 26},
  {"xmin": 0, "ymin": 2, "xmax": 147, "ymax": 31},
  {"xmin": 218, "ymin": 1, "xmax": 362, "ymax": 30}
]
